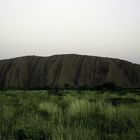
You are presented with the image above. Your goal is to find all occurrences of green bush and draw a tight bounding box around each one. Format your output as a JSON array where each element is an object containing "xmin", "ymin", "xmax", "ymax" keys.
[
  {"xmin": 13, "ymin": 113, "xmax": 49, "ymax": 140},
  {"xmin": 2, "ymin": 105, "xmax": 15, "ymax": 120},
  {"xmin": 39, "ymin": 102, "xmax": 60, "ymax": 115},
  {"xmin": 59, "ymin": 94, "xmax": 77, "ymax": 109},
  {"xmin": 68, "ymin": 99, "xmax": 94, "ymax": 117}
]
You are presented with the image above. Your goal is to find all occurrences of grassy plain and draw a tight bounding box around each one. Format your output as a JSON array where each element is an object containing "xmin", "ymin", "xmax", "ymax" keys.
[{"xmin": 0, "ymin": 90, "xmax": 140, "ymax": 140}]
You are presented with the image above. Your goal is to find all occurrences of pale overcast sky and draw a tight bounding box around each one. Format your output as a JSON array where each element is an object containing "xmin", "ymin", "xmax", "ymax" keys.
[{"xmin": 0, "ymin": 0, "xmax": 140, "ymax": 64}]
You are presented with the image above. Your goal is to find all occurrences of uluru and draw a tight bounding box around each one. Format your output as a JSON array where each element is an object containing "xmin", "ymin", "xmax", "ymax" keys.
[{"xmin": 0, "ymin": 54, "xmax": 140, "ymax": 89}]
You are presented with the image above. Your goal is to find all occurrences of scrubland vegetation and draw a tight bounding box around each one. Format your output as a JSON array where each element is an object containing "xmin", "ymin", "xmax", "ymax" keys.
[{"xmin": 0, "ymin": 90, "xmax": 140, "ymax": 140}]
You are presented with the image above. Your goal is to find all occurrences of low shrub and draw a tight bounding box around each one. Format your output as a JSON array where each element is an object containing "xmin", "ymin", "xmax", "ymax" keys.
[
  {"xmin": 13, "ymin": 113, "xmax": 49, "ymax": 140},
  {"xmin": 39, "ymin": 102, "xmax": 60, "ymax": 115},
  {"xmin": 68, "ymin": 99, "xmax": 94, "ymax": 117}
]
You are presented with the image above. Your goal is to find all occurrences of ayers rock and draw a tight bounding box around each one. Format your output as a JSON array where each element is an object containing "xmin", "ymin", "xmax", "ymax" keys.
[{"xmin": 0, "ymin": 54, "xmax": 140, "ymax": 89}]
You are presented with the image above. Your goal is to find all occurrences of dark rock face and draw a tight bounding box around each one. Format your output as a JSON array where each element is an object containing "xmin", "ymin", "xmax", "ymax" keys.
[{"xmin": 0, "ymin": 54, "xmax": 140, "ymax": 89}]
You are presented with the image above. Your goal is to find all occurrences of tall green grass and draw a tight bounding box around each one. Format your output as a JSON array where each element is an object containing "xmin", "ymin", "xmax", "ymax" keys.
[{"xmin": 0, "ymin": 90, "xmax": 140, "ymax": 140}]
